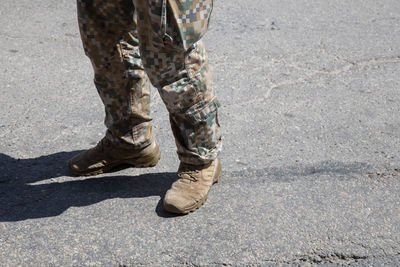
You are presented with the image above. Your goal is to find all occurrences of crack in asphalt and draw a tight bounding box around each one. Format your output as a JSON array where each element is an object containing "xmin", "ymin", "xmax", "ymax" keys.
[
  {"xmin": 116, "ymin": 252, "xmax": 400, "ymax": 266},
  {"xmin": 292, "ymin": 252, "xmax": 368, "ymax": 264},
  {"xmin": 222, "ymin": 54, "xmax": 400, "ymax": 109}
]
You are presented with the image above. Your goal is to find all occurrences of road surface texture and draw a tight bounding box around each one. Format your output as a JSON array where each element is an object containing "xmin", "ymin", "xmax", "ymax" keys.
[{"xmin": 1, "ymin": 0, "xmax": 400, "ymax": 266}]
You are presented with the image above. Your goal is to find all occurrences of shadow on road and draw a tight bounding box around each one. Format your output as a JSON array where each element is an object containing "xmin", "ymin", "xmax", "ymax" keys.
[{"xmin": 0, "ymin": 152, "xmax": 176, "ymax": 222}]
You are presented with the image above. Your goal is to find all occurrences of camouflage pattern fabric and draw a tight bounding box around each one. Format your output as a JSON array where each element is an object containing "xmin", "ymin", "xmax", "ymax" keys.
[{"xmin": 77, "ymin": 0, "xmax": 221, "ymax": 165}]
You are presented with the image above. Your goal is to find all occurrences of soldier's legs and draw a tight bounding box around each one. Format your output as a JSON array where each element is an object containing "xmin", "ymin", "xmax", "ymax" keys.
[
  {"xmin": 132, "ymin": 0, "xmax": 222, "ymax": 165},
  {"xmin": 69, "ymin": 0, "xmax": 161, "ymax": 176},
  {"xmin": 77, "ymin": 0, "xmax": 153, "ymax": 149},
  {"xmin": 74, "ymin": 0, "xmax": 221, "ymax": 212}
]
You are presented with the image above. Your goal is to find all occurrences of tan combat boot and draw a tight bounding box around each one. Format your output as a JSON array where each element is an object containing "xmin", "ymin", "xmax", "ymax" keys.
[
  {"xmin": 163, "ymin": 158, "xmax": 221, "ymax": 214},
  {"xmin": 68, "ymin": 138, "xmax": 160, "ymax": 176}
]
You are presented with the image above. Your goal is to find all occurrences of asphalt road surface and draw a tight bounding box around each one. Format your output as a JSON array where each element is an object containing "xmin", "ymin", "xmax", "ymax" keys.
[{"xmin": 1, "ymin": 0, "xmax": 400, "ymax": 266}]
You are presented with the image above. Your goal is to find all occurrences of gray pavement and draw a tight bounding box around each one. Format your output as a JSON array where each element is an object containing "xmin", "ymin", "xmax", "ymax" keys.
[{"xmin": 1, "ymin": 0, "xmax": 400, "ymax": 266}]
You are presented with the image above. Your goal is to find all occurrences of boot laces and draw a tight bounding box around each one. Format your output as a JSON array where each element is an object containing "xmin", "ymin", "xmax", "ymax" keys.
[{"xmin": 178, "ymin": 170, "xmax": 200, "ymax": 182}]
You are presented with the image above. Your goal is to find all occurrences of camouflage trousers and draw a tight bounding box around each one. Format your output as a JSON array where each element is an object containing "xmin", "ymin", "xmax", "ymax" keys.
[{"xmin": 77, "ymin": 0, "xmax": 221, "ymax": 165}]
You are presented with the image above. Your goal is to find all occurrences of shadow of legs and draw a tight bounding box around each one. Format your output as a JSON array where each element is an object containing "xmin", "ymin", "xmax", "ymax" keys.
[{"xmin": 0, "ymin": 152, "xmax": 176, "ymax": 221}]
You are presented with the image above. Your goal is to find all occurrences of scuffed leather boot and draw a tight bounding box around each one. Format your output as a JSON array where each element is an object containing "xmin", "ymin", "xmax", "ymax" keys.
[
  {"xmin": 163, "ymin": 158, "xmax": 221, "ymax": 214},
  {"xmin": 68, "ymin": 138, "xmax": 160, "ymax": 176}
]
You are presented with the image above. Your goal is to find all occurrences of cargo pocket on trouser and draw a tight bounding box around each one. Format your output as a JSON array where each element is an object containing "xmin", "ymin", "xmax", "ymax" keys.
[
  {"xmin": 175, "ymin": 97, "xmax": 221, "ymax": 164},
  {"xmin": 167, "ymin": 0, "xmax": 214, "ymax": 50}
]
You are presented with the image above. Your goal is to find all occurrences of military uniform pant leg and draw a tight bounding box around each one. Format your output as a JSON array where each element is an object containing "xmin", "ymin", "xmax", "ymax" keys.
[
  {"xmin": 132, "ymin": 0, "xmax": 222, "ymax": 165},
  {"xmin": 77, "ymin": 0, "xmax": 153, "ymax": 149}
]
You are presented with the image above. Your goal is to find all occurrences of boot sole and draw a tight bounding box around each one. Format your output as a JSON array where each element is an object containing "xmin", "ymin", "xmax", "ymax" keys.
[
  {"xmin": 69, "ymin": 147, "xmax": 161, "ymax": 177},
  {"xmin": 163, "ymin": 159, "xmax": 222, "ymax": 214}
]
